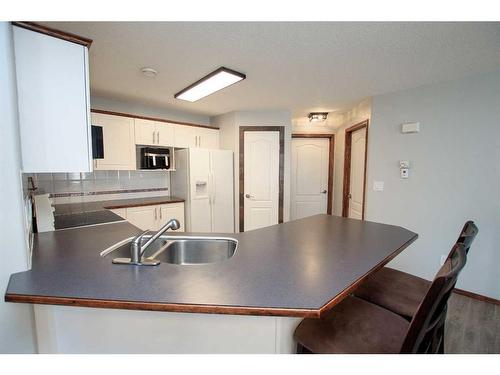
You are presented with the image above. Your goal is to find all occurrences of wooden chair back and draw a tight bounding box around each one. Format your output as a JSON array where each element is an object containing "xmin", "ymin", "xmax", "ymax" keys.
[
  {"xmin": 400, "ymin": 244, "xmax": 467, "ymax": 353},
  {"xmin": 456, "ymin": 220, "xmax": 478, "ymax": 254}
]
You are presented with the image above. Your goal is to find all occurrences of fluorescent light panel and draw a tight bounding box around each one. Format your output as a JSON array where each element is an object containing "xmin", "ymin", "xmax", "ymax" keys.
[{"xmin": 175, "ymin": 67, "xmax": 246, "ymax": 102}]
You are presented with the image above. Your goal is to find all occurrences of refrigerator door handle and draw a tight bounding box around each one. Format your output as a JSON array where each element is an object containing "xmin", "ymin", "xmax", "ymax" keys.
[
  {"xmin": 212, "ymin": 171, "xmax": 216, "ymax": 204},
  {"xmin": 208, "ymin": 172, "xmax": 214, "ymax": 205}
]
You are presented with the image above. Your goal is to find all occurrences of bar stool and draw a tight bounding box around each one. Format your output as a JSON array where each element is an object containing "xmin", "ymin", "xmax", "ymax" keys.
[
  {"xmin": 353, "ymin": 221, "xmax": 477, "ymax": 319},
  {"xmin": 294, "ymin": 243, "xmax": 467, "ymax": 354}
]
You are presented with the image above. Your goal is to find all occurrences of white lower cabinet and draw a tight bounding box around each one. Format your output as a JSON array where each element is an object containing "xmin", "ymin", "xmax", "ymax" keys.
[
  {"xmin": 158, "ymin": 203, "xmax": 185, "ymax": 231},
  {"xmin": 124, "ymin": 205, "xmax": 158, "ymax": 231},
  {"xmin": 110, "ymin": 208, "xmax": 127, "ymax": 219},
  {"xmin": 124, "ymin": 203, "xmax": 184, "ymax": 231}
]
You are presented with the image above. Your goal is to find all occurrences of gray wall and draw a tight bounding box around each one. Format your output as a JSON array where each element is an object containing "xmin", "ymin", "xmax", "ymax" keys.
[
  {"xmin": 0, "ymin": 22, "xmax": 37, "ymax": 353},
  {"xmin": 91, "ymin": 95, "xmax": 211, "ymax": 125},
  {"xmin": 366, "ymin": 70, "xmax": 500, "ymax": 299}
]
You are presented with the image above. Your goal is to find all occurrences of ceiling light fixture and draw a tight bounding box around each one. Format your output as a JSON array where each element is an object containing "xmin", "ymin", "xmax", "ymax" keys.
[
  {"xmin": 308, "ymin": 112, "xmax": 329, "ymax": 122},
  {"xmin": 175, "ymin": 67, "xmax": 246, "ymax": 102},
  {"xmin": 141, "ymin": 67, "xmax": 158, "ymax": 77}
]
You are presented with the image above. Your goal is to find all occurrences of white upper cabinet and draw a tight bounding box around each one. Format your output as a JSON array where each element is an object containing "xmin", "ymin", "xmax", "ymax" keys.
[
  {"xmin": 91, "ymin": 113, "xmax": 136, "ymax": 170},
  {"xmin": 156, "ymin": 122, "xmax": 175, "ymax": 147},
  {"xmin": 135, "ymin": 119, "xmax": 174, "ymax": 147},
  {"xmin": 134, "ymin": 119, "xmax": 157, "ymax": 146},
  {"xmin": 198, "ymin": 128, "xmax": 219, "ymax": 149},
  {"xmin": 174, "ymin": 125, "xmax": 197, "ymax": 148},
  {"xmin": 13, "ymin": 26, "xmax": 92, "ymax": 172},
  {"xmin": 174, "ymin": 125, "xmax": 219, "ymax": 149}
]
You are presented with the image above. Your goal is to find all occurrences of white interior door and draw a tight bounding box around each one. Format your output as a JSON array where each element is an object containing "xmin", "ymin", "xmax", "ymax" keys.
[
  {"xmin": 291, "ymin": 138, "xmax": 329, "ymax": 220},
  {"xmin": 244, "ymin": 131, "xmax": 279, "ymax": 231},
  {"xmin": 348, "ymin": 127, "xmax": 367, "ymax": 219}
]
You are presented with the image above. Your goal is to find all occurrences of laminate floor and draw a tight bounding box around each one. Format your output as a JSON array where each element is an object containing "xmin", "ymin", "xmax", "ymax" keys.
[{"xmin": 445, "ymin": 293, "xmax": 500, "ymax": 353}]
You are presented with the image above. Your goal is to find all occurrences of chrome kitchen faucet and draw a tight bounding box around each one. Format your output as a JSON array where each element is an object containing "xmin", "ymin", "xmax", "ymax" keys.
[{"xmin": 112, "ymin": 218, "xmax": 180, "ymax": 266}]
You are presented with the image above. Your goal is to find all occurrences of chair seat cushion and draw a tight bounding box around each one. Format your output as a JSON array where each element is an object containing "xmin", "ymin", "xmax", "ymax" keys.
[
  {"xmin": 294, "ymin": 296, "xmax": 409, "ymax": 354},
  {"xmin": 354, "ymin": 267, "xmax": 431, "ymax": 319}
]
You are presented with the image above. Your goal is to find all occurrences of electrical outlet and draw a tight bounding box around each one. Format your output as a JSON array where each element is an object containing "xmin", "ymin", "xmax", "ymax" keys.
[{"xmin": 440, "ymin": 254, "xmax": 447, "ymax": 266}]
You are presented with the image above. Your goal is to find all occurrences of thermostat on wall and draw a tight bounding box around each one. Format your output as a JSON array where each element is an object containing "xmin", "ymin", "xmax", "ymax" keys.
[{"xmin": 401, "ymin": 122, "xmax": 420, "ymax": 134}]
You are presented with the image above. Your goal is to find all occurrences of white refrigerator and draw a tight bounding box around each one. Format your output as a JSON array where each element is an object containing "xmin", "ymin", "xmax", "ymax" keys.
[{"xmin": 171, "ymin": 148, "xmax": 234, "ymax": 233}]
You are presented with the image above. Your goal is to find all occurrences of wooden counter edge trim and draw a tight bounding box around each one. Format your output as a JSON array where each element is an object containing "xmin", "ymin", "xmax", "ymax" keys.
[
  {"xmin": 317, "ymin": 232, "xmax": 419, "ymax": 318},
  {"xmin": 102, "ymin": 199, "xmax": 185, "ymax": 210},
  {"xmin": 91, "ymin": 109, "xmax": 218, "ymax": 130},
  {"xmin": 4, "ymin": 294, "xmax": 320, "ymax": 318},
  {"xmin": 12, "ymin": 22, "xmax": 93, "ymax": 47}
]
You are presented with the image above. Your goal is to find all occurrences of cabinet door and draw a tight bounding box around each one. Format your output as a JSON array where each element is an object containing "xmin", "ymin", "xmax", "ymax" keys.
[
  {"xmin": 198, "ymin": 128, "xmax": 219, "ymax": 149},
  {"xmin": 109, "ymin": 208, "xmax": 127, "ymax": 219},
  {"xmin": 156, "ymin": 122, "xmax": 175, "ymax": 147},
  {"xmin": 13, "ymin": 26, "xmax": 92, "ymax": 173},
  {"xmin": 174, "ymin": 125, "xmax": 197, "ymax": 148},
  {"xmin": 125, "ymin": 206, "xmax": 157, "ymax": 231},
  {"xmin": 92, "ymin": 113, "xmax": 136, "ymax": 170},
  {"xmin": 158, "ymin": 203, "xmax": 185, "ymax": 232},
  {"xmin": 134, "ymin": 119, "xmax": 156, "ymax": 146}
]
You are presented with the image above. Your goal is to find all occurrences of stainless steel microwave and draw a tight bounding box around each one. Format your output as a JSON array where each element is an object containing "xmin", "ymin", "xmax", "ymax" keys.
[{"xmin": 140, "ymin": 147, "xmax": 170, "ymax": 170}]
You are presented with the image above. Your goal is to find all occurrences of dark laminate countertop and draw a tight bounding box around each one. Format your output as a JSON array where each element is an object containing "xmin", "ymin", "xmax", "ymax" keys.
[
  {"xmin": 5, "ymin": 215, "xmax": 417, "ymax": 317},
  {"xmin": 53, "ymin": 196, "xmax": 185, "ymax": 230},
  {"xmin": 54, "ymin": 210, "xmax": 125, "ymax": 230},
  {"xmin": 54, "ymin": 195, "xmax": 185, "ymax": 215}
]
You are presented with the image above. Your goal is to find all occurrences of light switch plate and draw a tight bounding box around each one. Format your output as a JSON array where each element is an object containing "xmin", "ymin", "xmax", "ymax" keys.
[{"xmin": 373, "ymin": 181, "xmax": 384, "ymax": 191}]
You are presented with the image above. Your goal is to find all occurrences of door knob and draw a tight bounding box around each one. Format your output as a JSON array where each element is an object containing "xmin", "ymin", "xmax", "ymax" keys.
[
  {"xmin": 348, "ymin": 193, "xmax": 352, "ymax": 199},
  {"xmin": 245, "ymin": 194, "xmax": 253, "ymax": 199},
  {"xmin": 321, "ymin": 190, "xmax": 327, "ymax": 194}
]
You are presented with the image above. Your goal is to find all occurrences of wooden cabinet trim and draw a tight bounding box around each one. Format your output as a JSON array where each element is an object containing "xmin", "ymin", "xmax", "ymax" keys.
[
  {"xmin": 12, "ymin": 22, "xmax": 92, "ymax": 48},
  {"xmin": 91, "ymin": 109, "xmax": 219, "ymax": 130}
]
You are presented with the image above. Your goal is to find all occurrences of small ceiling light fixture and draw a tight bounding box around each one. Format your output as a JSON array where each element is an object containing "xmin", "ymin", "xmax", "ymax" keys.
[
  {"xmin": 175, "ymin": 67, "xmax": 246, "ymax": 102},
  {"xmin": 308, "ymin": 112, "xmax": 329, "ymax": 122},
  {"xmin": 141, "ymin": 67, "xmax": 158, "ymax": 77}
]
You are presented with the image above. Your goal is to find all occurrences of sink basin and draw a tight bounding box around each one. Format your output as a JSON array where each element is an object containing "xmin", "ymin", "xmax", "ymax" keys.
[
  {"xmin": 101, "ymin": 235, "xmax": 237, "ymax": 265},
  {"xmin": 153, "ymin": 238, "xmax": 237, "ymax": 265}
]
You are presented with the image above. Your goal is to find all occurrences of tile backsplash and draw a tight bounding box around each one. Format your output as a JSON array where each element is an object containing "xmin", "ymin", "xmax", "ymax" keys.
[{"xmin": 32, "ymin": 170, "xmax": 170, "ymax": 202}]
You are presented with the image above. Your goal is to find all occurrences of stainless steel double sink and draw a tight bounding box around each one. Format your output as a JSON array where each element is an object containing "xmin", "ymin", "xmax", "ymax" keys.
[{"xmin": 100, "ymin": 235, "xmax": 237, "ymax": 265}]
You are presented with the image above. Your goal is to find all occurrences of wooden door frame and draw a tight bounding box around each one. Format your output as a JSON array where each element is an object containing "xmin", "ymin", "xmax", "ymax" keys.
[
  {"xmin": 342, "ymin": 120, "xmax": 369, "ymax": 219},
  {"xmin": 291, "ymin": 134, "xmax": 335, "ymax": 215},
  {"xmin": 239, "ymin": 126, "xmax": 285, "ymax": 232}
]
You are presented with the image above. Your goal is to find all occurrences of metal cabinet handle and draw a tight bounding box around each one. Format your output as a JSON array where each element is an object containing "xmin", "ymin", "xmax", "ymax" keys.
[
  {"xmin": 154, "ymin": 207, "xmax": 158, "ymax": 220},
  {"xmin": 153, "ymin": 131, "xmax": 156, "ymax": 144},
  {"xmin": 199, "ymin": 135, "xmax": 202, "ymax": 147},
  {"xmin": 159, "ymin": 207, "xmax": 162, "ymax": 220},
  {"xmin": 157, "ymin": 131, "xmax": 160, "ymax": 145}
]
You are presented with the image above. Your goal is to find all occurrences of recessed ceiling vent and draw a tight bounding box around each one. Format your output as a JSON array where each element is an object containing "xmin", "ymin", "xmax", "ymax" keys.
[{"xmin": 141, "ymin": 67, "xmax": 158, "ymax": 77}]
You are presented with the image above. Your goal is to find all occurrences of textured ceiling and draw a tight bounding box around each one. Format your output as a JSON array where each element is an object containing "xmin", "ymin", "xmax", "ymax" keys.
[{"xmin": 43, "ymin": 22, "xmax": 500, "ymax": 119}]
